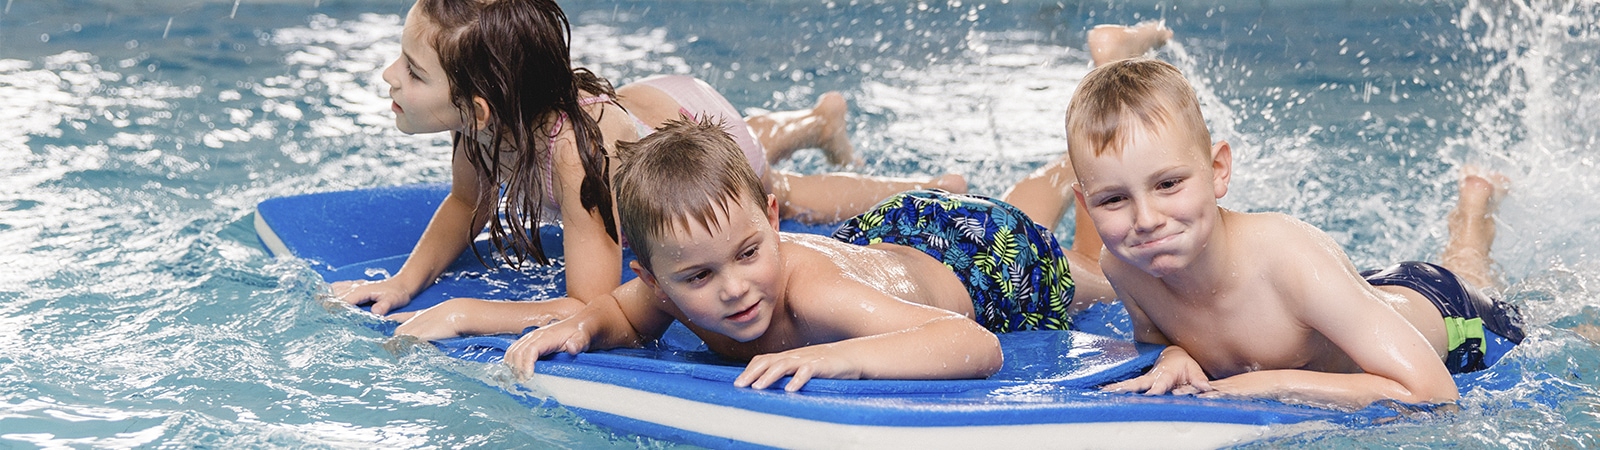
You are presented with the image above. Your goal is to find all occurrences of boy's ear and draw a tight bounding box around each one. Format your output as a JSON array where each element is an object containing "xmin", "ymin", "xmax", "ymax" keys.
[
  {"xmin": 764, "ymin": 194, "xmax": 781, "ymax": 231},
  {"xmin": 1210, "ymin": 140, "xmax": 1233, "ymax": 199},
  {"xmin": 470, "ymin": 97, "xmax": 492, "ymax": 128},
  {"xmin": 629, "ymin": 260, "xmax": 659, "ymax": 291}
]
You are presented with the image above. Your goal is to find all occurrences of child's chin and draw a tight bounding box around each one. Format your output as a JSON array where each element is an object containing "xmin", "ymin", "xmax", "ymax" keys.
[
  {"xmin": 1140, "ymin": 260, "xmax": 1187, "ymax": 278},
  {"xmin": 724, "ymin": 321, "xmax": 770, "ymax": 343}
]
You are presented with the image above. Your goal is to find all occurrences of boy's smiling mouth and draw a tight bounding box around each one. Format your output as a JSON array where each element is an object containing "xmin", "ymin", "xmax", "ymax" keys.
[
  {"xmin": 1132, "ymin": 232, "xmax": 1180, "ymax": 250},
  {"xmin": 726, "ymin": 300, "xmax": 761, "ymax": 322}
]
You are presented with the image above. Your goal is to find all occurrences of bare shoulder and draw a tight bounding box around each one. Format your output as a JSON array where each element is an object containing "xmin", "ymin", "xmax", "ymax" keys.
[
  {"xmin": 1228, "ymin": 210, "xmax": 1346, "ymax": 260},
  {"xmin": 772, "ymin": 233, "xmax": 876, "ymax": 326},
  {"xmin": 1229, "ymin": 211, "xmax": 1368, "ymax": 308},
  {"xmin": 777, "ymin": 233, "xmax": 852, "ymax": 284}
]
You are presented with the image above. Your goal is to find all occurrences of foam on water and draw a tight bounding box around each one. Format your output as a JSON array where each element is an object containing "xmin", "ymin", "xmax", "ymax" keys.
[{"xmin": 1, "ymin": 0, "xmax": 1597, "ymax": 447}]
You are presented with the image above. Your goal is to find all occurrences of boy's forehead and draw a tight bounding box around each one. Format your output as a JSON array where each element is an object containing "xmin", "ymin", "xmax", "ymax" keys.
[
  {"xmin": 660, "ymin": 193, "xmax": 765, "ymax": 244},
  {"xmin": 646, "ymin": 193, "xmax": 769, "ymax": 269},
  {"xmin": 1075, "ymin": 121, "xmax": 1208, "ymax": 181},
  {"xmin": 1083, "ymin": 113, "xmax": 1205, "ymax": 154}
]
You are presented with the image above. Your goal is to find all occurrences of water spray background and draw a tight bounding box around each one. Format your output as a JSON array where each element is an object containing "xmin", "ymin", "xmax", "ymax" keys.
[{"xmin": 1, "ymin": 0, "xmax": 1596, "ymax": 447}]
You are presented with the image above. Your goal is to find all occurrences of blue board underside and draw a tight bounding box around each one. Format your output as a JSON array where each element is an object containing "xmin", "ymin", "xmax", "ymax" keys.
[{"xmin": 255, "ymin": 184, "xmax": 1531, "ymax": 445}]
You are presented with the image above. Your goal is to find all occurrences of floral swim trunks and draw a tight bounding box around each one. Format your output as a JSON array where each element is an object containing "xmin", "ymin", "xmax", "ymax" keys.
[{"xmin": 831, "ymin": 189, "xmax": 1076, "ymax": 333}]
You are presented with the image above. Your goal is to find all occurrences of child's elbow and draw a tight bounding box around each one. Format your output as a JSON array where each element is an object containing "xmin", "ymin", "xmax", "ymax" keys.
[
  {"xmin": 972, "ymin": 332, "xmax": 1004, "ymax": 377},
  {"xmin": 1409, "ymin": 382, "xmax": 1461, "ymax": 405},
  {"xmin": 1386, "ymin": 376, "xmax": 1460, "ymax": 407}
]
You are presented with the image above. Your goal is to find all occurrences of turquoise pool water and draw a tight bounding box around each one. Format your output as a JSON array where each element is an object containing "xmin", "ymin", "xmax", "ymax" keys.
[{"xmin": 2, "ymin": 0, "xmax": 1597, "ymax": 447}]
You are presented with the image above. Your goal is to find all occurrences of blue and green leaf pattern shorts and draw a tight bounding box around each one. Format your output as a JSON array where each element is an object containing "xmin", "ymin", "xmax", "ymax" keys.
[{"xmin": 831, "ymin": 189, "xmax": 1076, "ymax": 332}]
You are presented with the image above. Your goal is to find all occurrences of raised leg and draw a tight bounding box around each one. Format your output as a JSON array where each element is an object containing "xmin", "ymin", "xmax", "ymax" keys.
[
  {"xmin": 766, "ymin": 170, "xmax": 966, "ymax": 224},
  {"xmin": 1439, "ymin": 168, "xmax": 1509, "ymax": 290},
  {"xmin": 746, "ymin": 92, "xmax": 861, "ymax": 167},
  {"xmin": 1000, "ymin": 153, "xmax": 1103, "ymax": 256},
  {"xmin": 1002, "ymin": 155, "xmax": 1075, "ymax": 231},
  {"xmin": 1087, "ymin": 22, "xmax": 1173, "ymax": 66}
]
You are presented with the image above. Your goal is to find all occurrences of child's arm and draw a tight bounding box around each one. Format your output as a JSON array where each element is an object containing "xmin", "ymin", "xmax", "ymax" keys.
[
  {"xmin": 1203, "ymin": 226, "xmax": 1459, "ymax": 409},
  {"xmin": 1202, "ymin": 275, "xmax": 1460, "ymax": 408},
  {"xmin": 502, "ymin": 279, "xmax": 675, "ymax": 380},
  {"xmin": 334, "ymin": 147, "xmax": 494, "ymax": 315},
  {"xmin": 549, "ymin": 134, "xmax": 625, "ymax": 304},
  {"xmin": 389, "ymin": 297, "xmax": 585, "ymax": 342},
  {"xmin": 1101, "ymin": 284, "xmax": 1214, "ymax": 395},
  {"xmin": 733, "ymin": 279, "xmax": 1003, "ymax": 392}
]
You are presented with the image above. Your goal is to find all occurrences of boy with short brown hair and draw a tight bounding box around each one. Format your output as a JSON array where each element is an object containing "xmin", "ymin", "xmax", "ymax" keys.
[{"xmin": 400, "ymin": 116, "xmax": 1113, "ymax": 390}]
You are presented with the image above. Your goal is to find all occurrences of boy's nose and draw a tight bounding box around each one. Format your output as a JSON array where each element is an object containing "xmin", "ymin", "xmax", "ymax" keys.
[
  {"xmin": 1132, "ymin": 199, "xmax": 1164, "ymax": 231},
  {"xmin": 720, "ymin": 275, "xmax": 751, "ymax": 302}
]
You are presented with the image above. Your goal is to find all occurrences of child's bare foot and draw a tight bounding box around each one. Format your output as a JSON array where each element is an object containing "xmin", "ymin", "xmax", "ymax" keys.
[
  {"xmin": 813, "ymin": 92, "xmax": 861, "ymax": 167},
  {"xmin": 1443, "ymin": 167, "xmax": 1510, "ymax": 289},
  {"xmin": 1460, "ymin": 167, "xmax": 1511, "ymax": 212},
  {"xmin": 1087, "ymin": 22, "xmax": 1173, "ymax": 66},
  {"xmin": 749, "ymin": 92, "xmax": 861, "ymax": 166}
]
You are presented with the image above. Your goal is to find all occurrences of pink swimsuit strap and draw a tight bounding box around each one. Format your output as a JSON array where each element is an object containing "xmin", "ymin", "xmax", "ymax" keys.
[{"xmin": 541, "ymin": 95, "xmax": 618, "ymax": 214}]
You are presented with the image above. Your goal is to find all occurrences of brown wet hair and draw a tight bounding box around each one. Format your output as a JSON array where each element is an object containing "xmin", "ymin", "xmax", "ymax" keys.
[{"xmin": 612, "ymin": 116, "xmax": 767, "ymax": 272}]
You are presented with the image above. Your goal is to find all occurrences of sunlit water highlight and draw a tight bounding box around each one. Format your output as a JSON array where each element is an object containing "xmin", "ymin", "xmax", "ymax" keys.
[{"xmin": 1, "ymin": 0, "xmax": 1597, "ymax": 447}]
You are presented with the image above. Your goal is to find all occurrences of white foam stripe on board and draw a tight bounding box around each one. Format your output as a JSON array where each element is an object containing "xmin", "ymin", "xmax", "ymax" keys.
[
  {"xmin": 535, "ymin": 374, "xmax": 1273, "ymax": 449},
  {"xmin": 254, "ymin": 209, "xmax": 292, "ymax": 258}
]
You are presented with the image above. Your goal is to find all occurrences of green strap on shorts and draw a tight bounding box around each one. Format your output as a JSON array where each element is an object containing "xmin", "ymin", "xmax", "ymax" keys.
[{"xmin": 1444, "ymin": 316, "xmax": 1486, "ymax": 351}]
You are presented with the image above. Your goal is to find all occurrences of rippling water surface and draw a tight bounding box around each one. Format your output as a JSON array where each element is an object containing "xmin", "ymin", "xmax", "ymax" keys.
[{"xmin": 1, "ymin": 0, "xmax": 1597, "ymax": 447}]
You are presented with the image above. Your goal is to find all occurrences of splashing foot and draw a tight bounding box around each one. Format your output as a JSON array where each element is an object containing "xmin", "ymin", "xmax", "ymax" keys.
[
  {"xmin": 813, "ymin": 92, "xmax": 861, "ymax": 167},
  {"xmin": 1442, "ymin": 166, "xmax": 1511, "ymax": 289},
  {"xmin": 1457, "ymin": 167, "xmax": 1511, "ymax": 217},
  {"xmin": 1087, "ymin": 21, "xmax": 1173, "ymax": 65}
]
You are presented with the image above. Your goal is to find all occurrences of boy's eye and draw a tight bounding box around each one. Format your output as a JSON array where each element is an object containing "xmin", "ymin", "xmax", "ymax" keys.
[
  {"xmin": 1156, "ymin": 178, "xmax": 1183, "ymax": 191},
  {"xmin": 685, "ymin": 270, "xmax": 711, "ymax": 284},
  {"xmin": 1095, "ymin": 194, "xmax": 1127, "ymax": 207},
  {"xmin": 406, "ymin": 63, "xmax": 422, "ymax": 80},
  {"xmin": 738, "ymin": 245, "xmax": 758, "ymax": 261}
]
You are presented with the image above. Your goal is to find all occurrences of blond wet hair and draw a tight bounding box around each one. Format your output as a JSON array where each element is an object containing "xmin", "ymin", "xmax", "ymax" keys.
[{"xmin": 1066, "ymin": 58, "xmax": 1211, "ymax": 158}]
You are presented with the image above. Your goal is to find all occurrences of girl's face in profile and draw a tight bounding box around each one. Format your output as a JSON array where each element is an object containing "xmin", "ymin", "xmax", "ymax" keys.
[{"xmin": 381, "ymin": 6, "xmax": 464, "ymax": 135}]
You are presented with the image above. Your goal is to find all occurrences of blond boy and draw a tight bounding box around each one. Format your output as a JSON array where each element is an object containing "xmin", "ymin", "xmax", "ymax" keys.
[{"xmin": 1066, "ymin": 58, "xmax": 1525, "ymax": 409}]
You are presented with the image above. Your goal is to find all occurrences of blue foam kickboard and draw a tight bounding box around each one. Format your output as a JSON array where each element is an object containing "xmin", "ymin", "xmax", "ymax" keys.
[{"xmin": 255, "ymin": 184, "xmax": 1538, "ymax": 447}]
